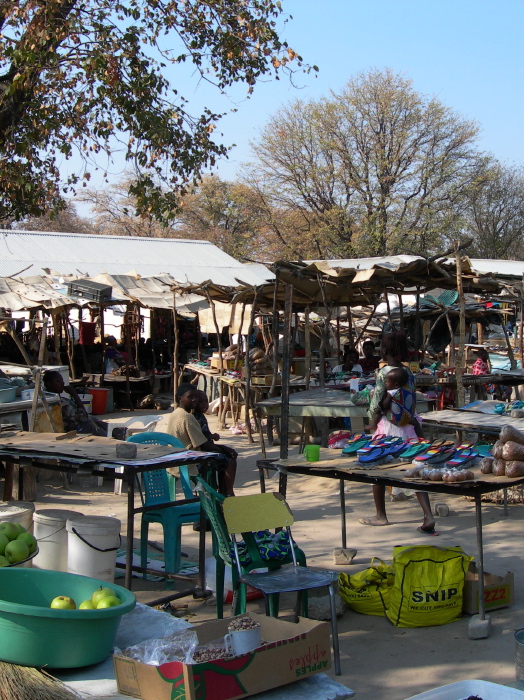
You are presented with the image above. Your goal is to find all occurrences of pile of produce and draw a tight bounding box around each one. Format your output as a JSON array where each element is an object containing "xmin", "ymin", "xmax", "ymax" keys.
[
  {"xmin": 50, "ymin": 585, "xmax": 123, "ymax": 611},
  {"xmin": 404, "ymin": 465, "xmax": 475, "ymax": 482},
  {"xmin": 245, "ymin": 348, "xmax": 274, "ymax": 377},
  {"xmin": 0, "ymin": 521, "xmax": 37, "ymax": 565},
  {"xmin": 482, "ymin": 425, "xmax": 524, "ymax": 478}
]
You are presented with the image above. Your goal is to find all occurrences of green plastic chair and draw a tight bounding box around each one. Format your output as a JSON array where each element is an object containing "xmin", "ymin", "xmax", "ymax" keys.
[
  {"xmin": 196, "ymin": 478, "xmax": 307, "ymax": 619},
  {"xmin": 127, "ymin": 432, "xmax": 200, "ymax": 583}
]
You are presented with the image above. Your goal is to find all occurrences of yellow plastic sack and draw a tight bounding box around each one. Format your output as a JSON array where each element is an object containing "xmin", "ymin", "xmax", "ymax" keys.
[
  {"xmin": 339, "ymin": 558, "xmax": 394, "ymax": 616},
  {"xmin": 386, "ymin": 545, "xmax": 473, "ymax": 628}
]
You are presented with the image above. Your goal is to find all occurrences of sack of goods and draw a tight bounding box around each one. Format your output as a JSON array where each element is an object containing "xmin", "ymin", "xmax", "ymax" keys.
[
  {"xmin": 339, "ymin": 558, "xmax": 394, "ymax": 617},
  {"xmin": 340, "ymin": 545, "xmax": 473, "ymax": 627}
]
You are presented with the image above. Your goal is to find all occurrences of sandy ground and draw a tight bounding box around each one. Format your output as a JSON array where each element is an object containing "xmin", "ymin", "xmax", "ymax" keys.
[{"xmin": 21, "ymin": 407, "xmax": 524, "ymax": 699}]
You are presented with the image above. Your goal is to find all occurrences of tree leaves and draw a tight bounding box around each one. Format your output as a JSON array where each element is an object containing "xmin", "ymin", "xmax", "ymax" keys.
[{"xmin": 0, "ymin": 0, "xmax": 305, "ymax": 222}]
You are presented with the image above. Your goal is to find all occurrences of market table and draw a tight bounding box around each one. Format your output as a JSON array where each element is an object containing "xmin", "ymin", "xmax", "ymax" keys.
[
  {"xmin": 421, "ymin": 407, "xmax": 524, "ymax": 436},
  {"xmin": 256, "ymin": 448, "xmax": 524, "ymax": 634},
  {"xmin": 0, "ymin": 431, "xmax": 223, "ymax": 602}
]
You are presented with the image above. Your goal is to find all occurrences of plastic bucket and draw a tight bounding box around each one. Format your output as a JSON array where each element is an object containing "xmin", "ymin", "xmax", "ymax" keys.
[
  {"xmin": 66, "ymin": 516, "xmax": 121, "ymax": 582},
  {"xmin": 0, "ymin": 501, "xmax": 35, "ymax": 533},
  {"xmin": 88, "ymin": 388, "xmax": 109, "ymax": 415},
  {"xmin": 33, "ymin": 509, "xmax": 85, "ymax": 572},
  {"xmin": 78, "ymin": 394, "xmax": 93, "ymax": 414},
  {"xmin": 515, "ymin": 628, "xmax": 524, "ymax": 679}
]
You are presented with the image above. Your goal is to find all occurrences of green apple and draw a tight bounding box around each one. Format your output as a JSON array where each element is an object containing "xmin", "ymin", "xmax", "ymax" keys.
[
  {"xmin": 50, "ymin": 596, "xmax": 76, "ymax": 610},
  {"xmin": 5, "ymin": 539, "xmax": 29, "ymax": 564},
  {"xmin": 0, "ymin": 534, "xmax": 8, "ymax": 556},
  {"xmin": 12, "ymin": 523, "xmax": 26, "ymax": 535},
  {"xmin": 0, "ymin": 555, "xmax": 9, "ymax": 567},
  {"xmin": 0, "ymin": 523, "xmax": 20, "ymax": 542},
  {"xmin": 79, "ymin": 599, "xmax": 96, "ymax": 610},
  {"xmin": 96, "ymin": 595, "xmax": 121, "ymax": 609},
  {"xmin": 91, "ymin": 586, "xmax": 115, "ymax": 607},
  {"xmin": 16, "ymin": 532, "xmax": 37, "ymax": 555}
]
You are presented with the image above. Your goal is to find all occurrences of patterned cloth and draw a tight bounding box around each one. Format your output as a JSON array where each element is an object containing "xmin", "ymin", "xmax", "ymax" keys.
[
  {"xmin": 385, "ymin": 387, "xmax": 416, "ymax": 427},
  {"xmin": 472, "ymin": 358, "xmax": 489, "ymax": 375},
  {"xmin": 233, "ymin": 530, "xmax": 296, "ymax": 565}
]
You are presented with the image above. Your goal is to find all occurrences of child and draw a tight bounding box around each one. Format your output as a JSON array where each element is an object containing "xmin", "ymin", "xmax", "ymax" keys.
[
  {"xmin": 194, "ymin": 391, "xmax": 220, "ymax": 443},
  {"xmin": 379, "ymin": 367, "xmax": 423, "ymax": 438}
]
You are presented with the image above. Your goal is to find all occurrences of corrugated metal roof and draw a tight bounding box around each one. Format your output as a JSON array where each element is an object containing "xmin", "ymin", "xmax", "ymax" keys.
[
  {"xmin": 0, "ymin": 230, "xmax": 273, "ymax": 286},
  {"xmin": 468, "ymin": 259, "xmax": 524, "ymax": 279}
]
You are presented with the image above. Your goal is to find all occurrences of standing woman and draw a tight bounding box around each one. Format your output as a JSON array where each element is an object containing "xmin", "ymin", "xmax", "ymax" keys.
[{"xmin": 359, "ymin": 332, "xmax": 436, "ymax": 535}]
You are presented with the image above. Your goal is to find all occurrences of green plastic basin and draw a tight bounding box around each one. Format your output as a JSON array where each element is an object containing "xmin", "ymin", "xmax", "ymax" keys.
[{"xmin": 0, "ymin": 568, "xmax": 136, "ymax": 667}]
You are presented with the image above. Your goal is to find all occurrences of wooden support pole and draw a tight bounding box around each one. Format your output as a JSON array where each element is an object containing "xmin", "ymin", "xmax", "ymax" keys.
[
  {"xmin": 77, "ymin": 305, "xmax": 91, "ymax": 374},
  {"xmin": 125, "ymin": 305, "xmax": 133, "ymax": 411},
  {"xmin": 336, "ymin": 316, "xmax": 341, "ymax": 362},
  {"xmin": 99, "ymin": 305, "xmax": 106, "ymax": 382},
  {"xmin": 244, "ymin": 293, "xmax": 258, "ymax": 444},
  {"xmin": 235, "ymin": 302, "xmax": 247, "ymax": 371},
  {"xmin": 346, "ymin": 306, "xmax": 354, "ymax": 349},
  {"xmin": 268, "ymin": 275, "xmax": 280, "ymax": 399},
  {"xmin": 173, "ymin": 295, "xmax": 180, "ymax": 395},
  {"xmin": 304, "ymin": 307, "xmax": 311, "ymax": 390},
  {"xmin": 51, "ymin": 312, "xmax": 61, "ymax": 366},
  {"xmin": 455, "ymin": 246, "xmax": 466, "ymax": 408},
  {"xmin": 355, "ymin": 304, "xmax": 378, "ymax": 345},
  {"xmin": 398, "ymin": 294, "xmax": 405, "ymax": 333},
  {"xmin": 503, "ymin": 321, "xmax": 517, "ymax": 370},
  {"xmin": 280, "ymin": 284, "xmax": 293, "ymax": 461},
  {"xmin": 205, "ymin": 290, "xmax": 225, "ymax": 428}
]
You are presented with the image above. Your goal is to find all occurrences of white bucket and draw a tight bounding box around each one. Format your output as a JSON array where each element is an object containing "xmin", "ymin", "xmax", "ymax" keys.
[
  {"xmin": 32, "ymin": 509, "xmax": 85, "ymax": 572},
  {"xmin": 80, "ymin": 395, "xmax": 93, "ymax": 414},
  {"xmin": 66, "ymin": 516, "xmax": 121, "ymax": 582},
  {"xmin": 0, "ymin": 501, "xmax": 35, "ymax": 533}
]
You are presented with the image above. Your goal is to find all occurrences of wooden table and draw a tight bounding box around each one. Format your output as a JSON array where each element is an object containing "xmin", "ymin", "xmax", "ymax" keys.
[
  {"xmin": 257, "ymin": 388, "xmax": 369, "ymax": 450},
  {"xmin": 0, "ymin": 432, "xmax": 223, "ymax": 603},
  {"xmin": 421, "ymin": 408, "xmax": 524, "ymax": 436},
  {"xmin": 260, "ymin": 448, "xmax": 524, "ymax": 631}
]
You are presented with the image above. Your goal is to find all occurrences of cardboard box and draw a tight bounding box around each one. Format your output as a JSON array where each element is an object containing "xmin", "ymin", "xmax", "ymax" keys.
[
  {"xmin": 210, "ymin": 358, "xmax": 243, "ymax": 370},
  {"xmin": 462, "ymin": 562, "xmax": 514, "ymax": 614},
  {"xmin": 114, "ymin": 613, "xmax": 331, "ymax": 700}
]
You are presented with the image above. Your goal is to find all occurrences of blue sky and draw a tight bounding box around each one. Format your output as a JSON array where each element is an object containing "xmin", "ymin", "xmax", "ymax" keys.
[{"xmin": 74, "ymin": 0, "xmax": 524, "ymax": 198}]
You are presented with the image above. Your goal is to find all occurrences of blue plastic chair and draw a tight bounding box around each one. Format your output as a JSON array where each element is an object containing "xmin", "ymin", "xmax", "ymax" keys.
[{"xmin": 126, "ymin": 432, "xmax": 200, "ymax": 582}]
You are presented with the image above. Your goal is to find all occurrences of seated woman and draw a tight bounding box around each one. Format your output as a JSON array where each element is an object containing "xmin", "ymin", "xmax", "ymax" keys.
[
  {"xmin": 166, "ymin": 383, "xmax": 237, "ymax": 496},
  {"xmin": 332, "ymin": 348, "xmax": 363, "ymax": 375},
  {"xmin": 43, "ymin": 370, "xmax": 107, "ymax": 436}
]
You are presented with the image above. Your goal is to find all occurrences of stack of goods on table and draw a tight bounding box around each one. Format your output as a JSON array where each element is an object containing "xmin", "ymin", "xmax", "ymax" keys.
[
  {"xmin": 242, "ymin": 348, "xmax": 277, "ymax": 384},
  {"xmin": 483, "ymin": 424, "xmax": 524, "ymax": 477},
  {"xmin": 332, "ymin": 432, "xmax": 494, "ymax": 480},
  {"xmin": 209, "ymin": 344, "xmax": 243, "ymax": 370}
]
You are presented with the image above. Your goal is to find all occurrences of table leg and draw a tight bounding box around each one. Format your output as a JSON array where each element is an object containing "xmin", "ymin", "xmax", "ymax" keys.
[
  {"xmin": 125, "ymin": 467, "xmax": 135, "ymax": 590},
  {"xmin": 475, "ymin": 494, "xmax": 486, "ymax": 621},
  {"xmin": 340, "ymin": 479, "xmax": 347, "ymax": 550}
]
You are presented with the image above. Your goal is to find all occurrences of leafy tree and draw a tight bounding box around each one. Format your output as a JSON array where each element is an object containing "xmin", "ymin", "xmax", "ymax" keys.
[
  {"xmin": 0, "ymin": 0, "xmax": 306, "ymax": 222},
  {"xmin": 80, "ymin": 177, "xmax": 174, "ymax": 238},
  {"xmin": 12, "ymin": 200, "xmax": 95, "ymax": 234},
  {"xmin": 248, "ymin": 68, "xmax": 482, "ymax": 257},
  {"xmin": 462, "ymin": 161, "xmax": 524, "ymax": 259}
]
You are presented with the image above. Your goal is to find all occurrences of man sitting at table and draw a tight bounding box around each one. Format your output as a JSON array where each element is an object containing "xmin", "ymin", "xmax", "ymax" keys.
[
  {"xmin": 166, "ymin": 383, "xmax": 237, "ymax": 496},
  {"xmin": 359, "ymin": 340, "xmax": 380, "ymax": 374}
]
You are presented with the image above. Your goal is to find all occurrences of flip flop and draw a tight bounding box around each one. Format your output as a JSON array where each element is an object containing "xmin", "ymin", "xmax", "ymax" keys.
[
  {"xmin": 359, "ymin": 517, "xmax": 389, "ymax": 526},
  {"xmin": 445, "ymin": 449, "xmax": 478, "ymax": 468},
  {"xmin": 417, "ymin": 526, "xmax": 439, "ymax": 536},
  {"xmin": 474, "ymin": 441, "xmax": 492, "ymax": 457},
  {"xmin": 342, "ymin": 437, "xmax": 371, "ymax": 454},
  {"xmin": 358, "ymin": 446, "xmax": 391, "ymax": 463},
  {"xmin": 399, "ymin": 440, "xmax": 432, "ymax": 460},
  {"xmin": 415, "ymin": 447, "xmax": 456, "ymax": 465}
]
